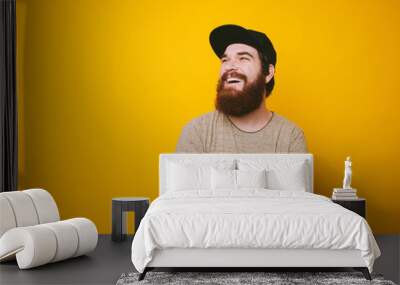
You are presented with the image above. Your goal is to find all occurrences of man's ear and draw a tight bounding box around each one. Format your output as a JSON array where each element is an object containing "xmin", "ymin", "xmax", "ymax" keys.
[{"xmin": 265, "ymin": 64, "xmax": 275, "ymax": 83}]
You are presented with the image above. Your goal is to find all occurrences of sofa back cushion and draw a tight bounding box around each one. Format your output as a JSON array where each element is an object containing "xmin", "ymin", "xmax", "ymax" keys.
[{"xmin": 0, "ymin": 189, "xmax": 60, "ymax": 238}]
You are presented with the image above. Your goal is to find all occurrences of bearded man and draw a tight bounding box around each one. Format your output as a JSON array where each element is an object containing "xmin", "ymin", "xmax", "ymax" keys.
[{"xmin": 176, "ymin": 24, "xmax": 308, "ymax": 153}]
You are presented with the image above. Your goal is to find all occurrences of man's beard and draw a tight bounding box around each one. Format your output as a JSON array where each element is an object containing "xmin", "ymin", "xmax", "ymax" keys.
[{"xmin": 215, "ymin": 71, "xmax": 266, "ymax": 117}]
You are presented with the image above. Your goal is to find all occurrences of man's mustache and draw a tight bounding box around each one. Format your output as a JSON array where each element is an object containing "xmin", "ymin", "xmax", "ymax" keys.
[{"xmin": 221, "ymin": 71, "xmax": 247, "ymax": 83}]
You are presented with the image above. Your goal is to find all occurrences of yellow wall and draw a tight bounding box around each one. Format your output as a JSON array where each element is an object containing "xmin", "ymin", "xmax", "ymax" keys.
[{"xmin": 16, "ymin": 0, "xmax": 400, "ymax": 234}]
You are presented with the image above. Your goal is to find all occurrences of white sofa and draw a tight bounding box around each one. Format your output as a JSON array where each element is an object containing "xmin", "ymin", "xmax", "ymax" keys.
[{"xmin": 0, "ymin": 189, "xmax": 98, "ymax": 269}]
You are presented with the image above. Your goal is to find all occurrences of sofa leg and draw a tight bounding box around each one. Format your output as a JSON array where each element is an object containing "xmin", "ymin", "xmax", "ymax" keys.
[
  {"xmin": 138, "ymin": 268, "xmax": 148, "ymax": 281},
  {"xmin": 354, "ymin": 267, "xmax": 371, "ymax": 280}
]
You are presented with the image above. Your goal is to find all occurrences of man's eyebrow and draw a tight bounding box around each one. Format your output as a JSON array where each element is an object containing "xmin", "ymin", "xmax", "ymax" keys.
[
  {"xmin": 237, "ymin": 52, "xmax": 254, "ymax": 58},
  {"xmin": 221, "ymin": 52, "xmax": 254, "ymax": 59}
]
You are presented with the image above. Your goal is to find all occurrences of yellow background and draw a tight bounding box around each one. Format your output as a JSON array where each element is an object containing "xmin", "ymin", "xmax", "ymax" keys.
[{"xmin": 16, "ymin": 0, "xmax": 400, "ymax": 234}]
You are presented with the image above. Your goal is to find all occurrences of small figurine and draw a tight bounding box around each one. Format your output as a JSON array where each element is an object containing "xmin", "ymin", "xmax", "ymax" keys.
[{"xmin": 343, "ymin": 156, "xmax": 352, "ymax": 189}]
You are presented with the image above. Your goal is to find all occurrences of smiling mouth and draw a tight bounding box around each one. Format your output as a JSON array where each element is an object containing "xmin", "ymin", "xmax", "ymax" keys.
[{"xmin": 225, "ymin": 78, "xmax": 243, "ymax": 84}]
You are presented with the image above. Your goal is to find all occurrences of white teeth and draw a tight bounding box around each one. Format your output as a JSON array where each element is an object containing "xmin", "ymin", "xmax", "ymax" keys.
[{"xmin": 227, "ymin": 78, "xmax": 242, "ymax": 83}]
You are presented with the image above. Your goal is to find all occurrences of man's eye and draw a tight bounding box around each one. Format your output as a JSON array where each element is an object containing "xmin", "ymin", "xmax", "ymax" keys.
[
  {"xmin": 221, "ymin": 59, "xmax": 228, "ymax": 63},
  {"xmin": 240, "ymin": 57, "xmax": 250, "ymax": 61}
]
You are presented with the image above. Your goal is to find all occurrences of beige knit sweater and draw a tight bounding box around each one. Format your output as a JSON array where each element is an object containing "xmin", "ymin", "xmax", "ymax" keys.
[{"xmin": 176, "ymin": 111, "xmax": 308, "ymax": 153}]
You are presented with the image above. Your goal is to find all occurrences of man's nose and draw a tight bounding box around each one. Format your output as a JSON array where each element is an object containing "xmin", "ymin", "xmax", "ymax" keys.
[{"xmin": 225, "ymin": 58, "xmax": 240, "ymax": 70}]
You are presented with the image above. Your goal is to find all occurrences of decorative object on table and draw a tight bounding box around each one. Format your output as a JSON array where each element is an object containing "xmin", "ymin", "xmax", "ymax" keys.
[
  {"xmin": 332, "ymin": 156, "xmax": 358, "ymax": 200},
  {"xmin": 112, "ymin": 197, "xmax": 149, "ymax": 242},
  {"xmin": 0, "ymin": 189, "xmax": 98, "ymax": 269},
  {"xmin": 332, "ymin": 188, "xmax": 358, "ymax": 200},
  {"xmin": 116, "ymin": 271, "xmax": 394, "ymax": 285},
  {"xmin": 332, "ymin": 198, "xmax": 366, "ymax": 218},
  {"xmin": 343, "ymin": 156, "xmax": 352, "ymax": 189}
]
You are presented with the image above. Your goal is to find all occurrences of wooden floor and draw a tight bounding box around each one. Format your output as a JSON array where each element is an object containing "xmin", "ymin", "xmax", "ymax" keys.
[{"xmin": 0, "ymin": 235, "xmax": 398, "ymax": 285}]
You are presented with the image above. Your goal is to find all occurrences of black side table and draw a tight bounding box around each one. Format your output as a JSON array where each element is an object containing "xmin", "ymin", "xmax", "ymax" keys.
[
  {"xmin": 332, "ymin": 198, "xmax": 366, "ymax": 218},
  {"xmin": 112, "ymin": 197, "xmax": 149, "ymax": 242}
]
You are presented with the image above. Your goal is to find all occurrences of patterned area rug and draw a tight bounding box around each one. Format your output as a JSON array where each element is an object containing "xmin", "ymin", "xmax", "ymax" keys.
[{"xmin": 116, "ymin": 271, "xmax": 396, "ymax": 285}]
